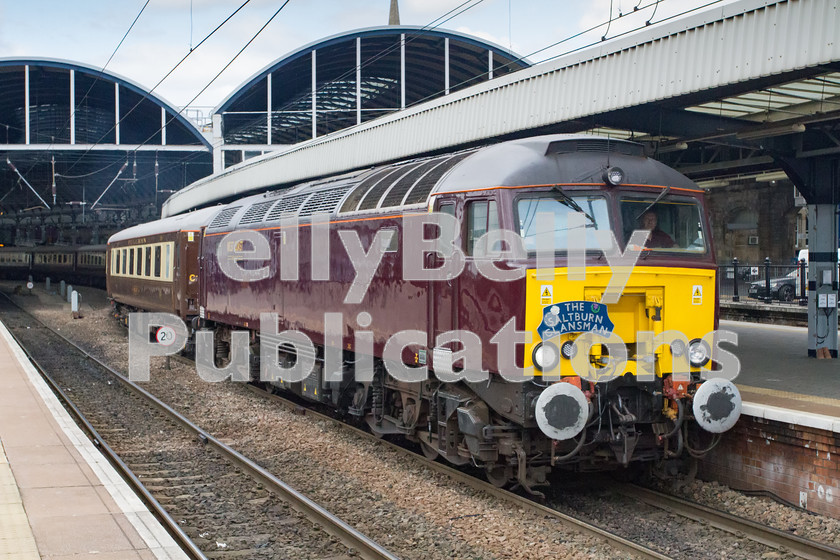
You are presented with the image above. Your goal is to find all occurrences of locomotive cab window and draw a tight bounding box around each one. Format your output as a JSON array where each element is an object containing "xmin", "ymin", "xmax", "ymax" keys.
[
  {"xmin": 516, "ymin": 193, "xmax": 610, "ymax": 253},
  {"xmin": 620, "ymin": 196, "xmax": 706, "ymax": 252},
  {"xmin": 466, "ymin": 200, "xmax": 500, "ymax": 256}
]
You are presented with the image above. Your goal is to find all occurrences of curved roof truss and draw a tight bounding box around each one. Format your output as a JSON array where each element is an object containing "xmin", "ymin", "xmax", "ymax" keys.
[{"xmin": 214, "ymin": 26, "xmax": 529, "ymax": 168}]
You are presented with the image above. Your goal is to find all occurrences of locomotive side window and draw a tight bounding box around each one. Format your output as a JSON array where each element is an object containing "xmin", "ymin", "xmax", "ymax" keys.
[
  {"xmin": 466, "ymin": 200, "xmax": 499, "ymax": 256},
  {"xmin": 516, "ymin": 194, "xmax": 609, "ymax": 253},
  {"xmin": 620, "ymin": 196, "xmax": 706, "ymax": 252}
]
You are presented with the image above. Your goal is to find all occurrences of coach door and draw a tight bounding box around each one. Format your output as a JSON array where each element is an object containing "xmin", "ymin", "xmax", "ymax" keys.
[{"xmin": 428, "ymin": 198, "xmax": 461, "ymax": 374}]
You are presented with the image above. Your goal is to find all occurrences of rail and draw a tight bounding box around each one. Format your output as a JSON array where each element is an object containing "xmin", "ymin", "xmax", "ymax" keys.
[
  {"xmin": 615, "ymin": 484, "xmax": 840, "ymax": 560},
  {"xmin": 0, "ymin": 293, "xmax": 399, "ymax": 560}
]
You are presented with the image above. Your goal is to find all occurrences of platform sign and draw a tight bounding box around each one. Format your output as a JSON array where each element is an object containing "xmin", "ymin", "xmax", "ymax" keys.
[{"xmin": 537, "ymin": 300, "xmax": 614, "ymax": 340}]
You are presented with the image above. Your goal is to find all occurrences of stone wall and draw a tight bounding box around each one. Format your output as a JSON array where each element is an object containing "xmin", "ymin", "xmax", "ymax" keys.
[{"xmin": 705, "ymin": 181, "xmax": 799, "ymax": 267}]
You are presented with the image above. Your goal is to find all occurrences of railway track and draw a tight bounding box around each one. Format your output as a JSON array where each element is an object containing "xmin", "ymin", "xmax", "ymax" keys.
[
  {"xmin": 249, "ymin": 386, "xmax": 840, "ymax": 559},
  {"xmin": 7, "ymin": 289, "xmax": 840, "ymax": 559},
  {"xmin": 0, "ymin": 294, "xmax": 397, "ymax": 560},
  {"xmin": 613, "ymin": 484, "xmax": 840, "ymax": 560}
]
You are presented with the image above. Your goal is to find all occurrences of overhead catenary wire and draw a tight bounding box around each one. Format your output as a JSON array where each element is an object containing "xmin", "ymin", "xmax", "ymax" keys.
[
  {"xmin": 128, "ymin": 0, "xmax": 489, "ymax": 186},
  {"xmin": 135, "ymin": 0, "xmax": 682, "ymax": 189},
  {"xmin": 213, "ymin": 0, "xmax": 488, "ymax": 149},
  {"xmin": 62, "ymin": 0, "xmax": 253, "ymax": 175},
  {"xmin": 43, "ymin": 0, "xmax": 727, "ymax": 212},
  {"xmin": 25, "ymin": 0, "xmax": 151, "ymax": 177}
]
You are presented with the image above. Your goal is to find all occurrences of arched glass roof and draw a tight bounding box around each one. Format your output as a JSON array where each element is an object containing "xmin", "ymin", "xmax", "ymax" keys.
[
  {"xmin": 215, "ymin": 26, "xmax": 529, "ymax": 169},
  {"xmin": 0, "ymin": 58, "xmax": 212, "ymax": 223}
]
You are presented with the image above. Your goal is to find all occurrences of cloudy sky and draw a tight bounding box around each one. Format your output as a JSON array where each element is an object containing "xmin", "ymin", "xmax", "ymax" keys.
[{"xmin": 0, "ymin": 0, "xmax": 734, "ymax": 111}]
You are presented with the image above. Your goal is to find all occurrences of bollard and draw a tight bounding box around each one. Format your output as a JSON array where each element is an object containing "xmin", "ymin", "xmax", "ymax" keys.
[
  {"xmin": 763, "ymin": 257, "xmax": 772, "ymax": 303},
  {"xmin": 59, "ymin": 280, "xmax": 66, "ymax": 297},
  {"xmin": 71, "ymin": 290, "xmax": 82, "ymax": 319},
  {"xmin": 732, "ymin": 257, "xmax": 740, "ymax": 302},
  {"xmin": 799, "ymin": 258, "xmax": 808, "ymax": 306},
  {"xmin": 66, "ymin": 285, "xmax": 73, "ymax": 303},
  {"xmin": 45, "ymin": 277, "xmax": 50, "ymax": 292}
]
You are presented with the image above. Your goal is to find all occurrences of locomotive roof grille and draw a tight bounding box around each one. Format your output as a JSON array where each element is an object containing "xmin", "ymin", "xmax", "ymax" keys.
[
  {"xmin": 547, "ymin": 139, "xmax": 644, "ymax": 157},
  {"xmin": 265, "ymin": 193, "xmax": 312, "ymax": 221},
  {"xmin": 208, "ymin": 206, "xmax": 242, "ymax": 229},
  {"xmin": 404, "ymin": 152, "xmax": 475, "ymax": 205},
  {"xmin": 380, "ymin": 158, "xmax": 443, "ymax": 208},
  {"xmin": 238, "ymin": 201, "xmax": 276, "ymax": 226},
  {"xmin": 340, "ymin": 167, "xmax": 394, "ymax": 213},
  {"xmin": 358, "ymin": 165, "xmax": 420, "ymax": 211},
  {"xmin": 298, "ymin": 185, "xmax": 354, "ymax": 217}
]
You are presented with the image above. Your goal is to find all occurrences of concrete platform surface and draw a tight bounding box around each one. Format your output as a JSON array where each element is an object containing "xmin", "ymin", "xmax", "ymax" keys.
[
  {"xmin": 722, "ymin": 319, "xmax": 840, "ymax": 433},
  {"xmin": 0, "ymin": 319, "xmax": 189, "ymax": 560}
]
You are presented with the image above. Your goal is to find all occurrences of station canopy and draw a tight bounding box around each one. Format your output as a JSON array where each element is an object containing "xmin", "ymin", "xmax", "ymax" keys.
[
  {"xmin": 0, "ymin": 58, "xmax": 212, "ymax": 216},
  {"xmin": 215, "ymin": 26, "xmax": 529, "ymax": 168}
]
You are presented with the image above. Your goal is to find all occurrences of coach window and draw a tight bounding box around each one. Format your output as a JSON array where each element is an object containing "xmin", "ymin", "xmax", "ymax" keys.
[
  {"xmin": 154, "ymin": 246, "xmax": 162, "ymax": 278},
  {"xmin": 164, "ymin": 244, "xmax": 172, "ymax": 280},
  {"xmin": 466, "ymin": 200, "xmax": 499, "ymax": 256},
  {"xmin": 129, "ymin": 248, "xmax": 135, "ymax": 275},
  {"xmin": 115, "ymin": 251, "xmax": 120, "ymax": 275},
  {"xmin": 145, "ymin": 247, "xmax": 152, "ymax": 277}
]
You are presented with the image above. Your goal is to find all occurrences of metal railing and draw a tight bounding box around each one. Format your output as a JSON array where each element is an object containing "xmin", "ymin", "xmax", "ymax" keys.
[{"xmin": 718, "ymin": 258, "xmax": 808, "ymax": 305}]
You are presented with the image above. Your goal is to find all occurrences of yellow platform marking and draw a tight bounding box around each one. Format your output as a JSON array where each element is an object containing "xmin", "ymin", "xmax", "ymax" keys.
[{"xmin": 737, "ymin": 384, "xmax": 840, "ymax": 408}]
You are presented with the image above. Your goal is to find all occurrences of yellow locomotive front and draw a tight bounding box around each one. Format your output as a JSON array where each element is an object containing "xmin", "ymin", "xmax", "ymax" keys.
[{"xmin": 515, "ymin": 180, "xmax": 740, "ymax": 469}]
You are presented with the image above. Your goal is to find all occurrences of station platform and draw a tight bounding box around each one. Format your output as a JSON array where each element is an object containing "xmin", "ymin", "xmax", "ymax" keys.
[
  {"xmin": 0, "ymin": 320, "xmax": 189, "ymax": 560},
  {"xmin": 723, "ymin": 319, "xmax": 840, "ymax": 430}
]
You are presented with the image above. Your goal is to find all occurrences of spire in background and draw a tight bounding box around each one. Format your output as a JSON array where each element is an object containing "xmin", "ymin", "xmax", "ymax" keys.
[{"xmin": 389, "ymin": 0, "xmax": 400, "ymax": 25}]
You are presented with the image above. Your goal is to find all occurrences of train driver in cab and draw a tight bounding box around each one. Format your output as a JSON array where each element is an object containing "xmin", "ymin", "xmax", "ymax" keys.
[{"xmin": 640, "ymin": 209, "xmax": 675, "ymax": 248}]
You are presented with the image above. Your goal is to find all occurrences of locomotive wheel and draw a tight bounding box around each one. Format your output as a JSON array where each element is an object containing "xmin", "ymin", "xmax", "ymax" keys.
[
  {"xmin": 485, "ymin": 466, "xmax": 512, "ymax": 488},
  {"xmin": 420, "ymin": 441, "xmax": 439, "ymax": 460}
]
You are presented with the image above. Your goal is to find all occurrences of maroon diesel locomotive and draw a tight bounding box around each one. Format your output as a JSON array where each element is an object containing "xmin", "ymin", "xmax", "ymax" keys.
[{"xmin": 108, "ymin": 135, "xmax": 741, "ymax": 490}]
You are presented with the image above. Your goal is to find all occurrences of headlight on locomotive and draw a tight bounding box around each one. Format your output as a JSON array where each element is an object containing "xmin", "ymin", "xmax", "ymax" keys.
[
  {"xmin": 532, "ymin": 341, "xmax": 560, "ymax": 372},
  {"xmin": 688, "ymin": 338, "xmax": 710, "ymax": 367}
]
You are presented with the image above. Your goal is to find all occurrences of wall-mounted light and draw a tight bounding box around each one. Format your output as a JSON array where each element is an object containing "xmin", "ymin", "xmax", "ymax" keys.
[
  {"xmin": 754, "ymin": 171, "xmax": 789, "ymax": 182},
  {"xmin": 736, "ymin": 123, "xmax": 805, "ymax": 140},
  {"xmin": 658, "ymin": 141, "xmax": 689, "ymax": 153},
  {"xmin": 696, "ymin": 179, "xmax": 729, "ymax": 188}
]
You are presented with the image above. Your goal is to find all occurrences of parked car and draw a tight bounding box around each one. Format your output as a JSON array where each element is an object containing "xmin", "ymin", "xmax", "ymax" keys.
[{"xmin": 748, "ymin": 270, "xmax": 797, "ymax": 302}]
